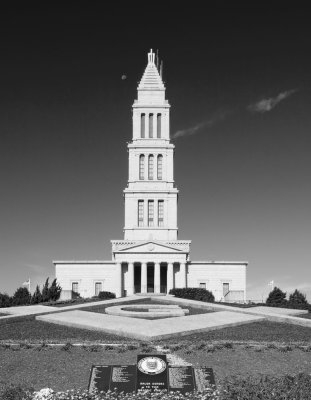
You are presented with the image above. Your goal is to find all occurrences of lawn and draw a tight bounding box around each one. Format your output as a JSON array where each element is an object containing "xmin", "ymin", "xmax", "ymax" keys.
[
  {"xmin": 1, "ymin": 316, "xmax": 311, "ymax": 343},
  {"xmin": 81, "ymin": 298, "xmax": 214, "ymax": 316},
  {"xmin": 297, "ymin": 313, "xmax": 311, "ymax": 319},
  {"xmin": 0, "ymin": 345, "xmax": 310, "ymax": 392},
  {"xmin": 156, "ymin": 320, "xmax": 311, "ymax": 344}
]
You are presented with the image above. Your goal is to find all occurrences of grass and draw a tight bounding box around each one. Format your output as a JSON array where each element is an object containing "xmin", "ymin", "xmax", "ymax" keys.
[
  {"xmin": 82, "ymin": 298, "xmax": 214, "ymax": 316},
  {"xmin": 156, "ymin": 321, "xmax": 311, "ymax": 344},
  {"xmin": 1, "ymin": 315, "xmax": 311, "ymax": 343},
  {"xmin": 0, "ymin": 344, "xmax": 311, "ymax": 392},
  {"xmin": 0, "ymin": 316, "xmax": 134, "ymax": 342},
  {"xmin": 297, "ymin": 313, "xmax": 311, "ymax": 319}
]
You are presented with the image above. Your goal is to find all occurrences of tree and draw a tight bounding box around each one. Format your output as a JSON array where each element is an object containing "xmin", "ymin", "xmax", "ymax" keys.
[
  {"xmin": 48, "ymin": 278, "xmax": 62, "ymax": 301},
  {"xmin": 41, "ymin": 278, "xmax": 50, "ymax": 302},
  {"xmin": 0, "ymin": 293, "xmax": 11, "ymax": 308},
  {"xmin": 289, "ymin": 289, "xmax": 309, "ymax": 309},
  {"xmin": 31, "ymin": 285, "xmax": 43, "ymax": 304},
  {"xmin": 12, "ymin": 287, "xmax": 31, "ymax": 306},
  {"xmin": 266, "ymin": 286, "xmax": 287, "ymax": 307}
]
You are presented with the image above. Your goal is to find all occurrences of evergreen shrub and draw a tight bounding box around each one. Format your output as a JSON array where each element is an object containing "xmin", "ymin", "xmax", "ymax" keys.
[
  {"xmin": 98, "ymin": 291, "xmax": 116, "ymax": 299},
  {"xmin": 169, "ymin": 287, "xmax": 215, "ymax": 302},
  {"xmin": 11, "ymin": 287, "xmax": 31, "ymax": 306},
  {"xmin": 288, "ymin": 289, "xmax": 309, "ymax": 310},
  {"xmin": 0, "ymin": 293, "xmax": 11, "ymax": 308},
  {"xmin": 266, "ymin": 287, "xmax": 288, "ymax": 307}
]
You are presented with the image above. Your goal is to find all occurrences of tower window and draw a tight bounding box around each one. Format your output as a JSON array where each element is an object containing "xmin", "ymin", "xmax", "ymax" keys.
[
  {"xmin": 157, "ymin": 114, "xmax": 161, "ymax": 138},
  {"xmin": 148, "ymin": 200, "xmax": 154, "ymax": 226},
  {"xmin": 158, "ymin": 200, "xmax": 164, "ymax": 226},
  {"xmin": 139, "ymin": 155, "xmax": 145, "ymax": 180},
  {"xmin": 149, "ymin": 113, "xmax": 153, "ymax": 138},
  {"xmin": 148, "ymin": 155, "xmax": 154, "ymax": 180},
  {"xmin": 138, "ymin": 200, "xmax": 144, "ymax": 227},
  {"xmin": 141, "ymin": 114, "xmax": 145, "ymax": 138},
  {"xmin": 157, "ymin": 155, "xmax": 163, "ymax": 180}
]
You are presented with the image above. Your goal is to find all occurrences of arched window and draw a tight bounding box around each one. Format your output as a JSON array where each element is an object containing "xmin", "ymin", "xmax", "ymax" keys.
[
  {"xmin": 148, "ymin": 155, "xmax": 154, "ymax": 180},
  {"xmin": 157, "ymin": 155, "xmax": 163, "ymax": 180},
  {"xmin": 139, "ymin": 155, "xmax": 145, "ymax": 180},
  {"xmin": 141, "ymin": 114, "xmax": 145, "ymax": 138},
  {"xmin": 149, "ymin": 113, "xmax": 153, "ymax": 138},
  {"xmin": 157, "ymin": 114, "xmax": 161, "ymax": 138}
]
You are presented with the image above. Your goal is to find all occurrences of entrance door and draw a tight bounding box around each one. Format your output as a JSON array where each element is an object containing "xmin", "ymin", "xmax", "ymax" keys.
[
  {"xmin": 147, "ymin": 264, "xmax": 154, "ymax": 293},
  {"xmin": 134, "ymin": 264, "xmax": 141, "ymax": 294},
  {"xmin": 223, "ymin": 283, "xmax": 230, "ymax": 298},
  {"xmin": 160, "ymin": 264, "xmax": 167, "ymax": 293}
]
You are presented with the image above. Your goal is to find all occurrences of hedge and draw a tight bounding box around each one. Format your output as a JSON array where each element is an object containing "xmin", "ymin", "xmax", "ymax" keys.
[{"xmin": 169, "ymin": 288, "xmax": 215, "ymax": 303}]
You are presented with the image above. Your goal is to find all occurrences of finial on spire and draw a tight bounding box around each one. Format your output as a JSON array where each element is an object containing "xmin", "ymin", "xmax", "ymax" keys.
[{"xmin": 148, "ymin": 49, "xmax": 155, "ymax": 64}]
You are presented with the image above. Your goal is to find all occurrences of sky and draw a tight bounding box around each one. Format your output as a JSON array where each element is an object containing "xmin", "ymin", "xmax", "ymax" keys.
[{"xmin": 0, "ymin": 3, "xmax": 310, "ymax": 301}]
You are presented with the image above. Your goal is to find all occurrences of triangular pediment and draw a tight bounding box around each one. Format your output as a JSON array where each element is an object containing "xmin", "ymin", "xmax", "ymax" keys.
[{"xmin": 113, "ymin": 241, "xmax": 184, "ymax": 254}]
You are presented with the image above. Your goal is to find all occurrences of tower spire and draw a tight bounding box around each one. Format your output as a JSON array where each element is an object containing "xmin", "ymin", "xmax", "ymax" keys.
[{"xmin": 148, "ymin": 49, "xmax": 155, "ymax": 64}]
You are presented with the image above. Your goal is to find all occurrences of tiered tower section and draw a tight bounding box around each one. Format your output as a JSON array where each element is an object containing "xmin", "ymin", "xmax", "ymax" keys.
[{"xmin": 123, "ymin": 50, "xmax": 178, "ymax": 241}]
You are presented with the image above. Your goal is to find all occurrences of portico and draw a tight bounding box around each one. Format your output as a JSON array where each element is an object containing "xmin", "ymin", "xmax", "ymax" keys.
[{"xmin": 112, "ymin": 240, "xmax": 190, "ymax": 297}]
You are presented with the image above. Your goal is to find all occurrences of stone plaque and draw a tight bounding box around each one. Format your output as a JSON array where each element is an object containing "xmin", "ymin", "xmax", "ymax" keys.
[
  {"xmin": 136, "ymin": 354, "xmax": 168, "ymax": 391},
  {"xmin": 88, "ymin": 365, "xmax": 111, "ymax": 393},
  {"xmin": 168, "ymin": 366, "xmax": 195, "ymax": 394},
  {"xmin": 89, "ymin": 365, "xmax": 136, "ymax": 393},
  {"xmin": 194, "ymin": 367, "xmax": 216, "ymax": 392},
  {"xmin": 110, "ymin": 365, "xmax": 136, "ymax": 393},
  {"xmin": 88, "ymin": 356, "xmax": 216, "ymax": 394}
]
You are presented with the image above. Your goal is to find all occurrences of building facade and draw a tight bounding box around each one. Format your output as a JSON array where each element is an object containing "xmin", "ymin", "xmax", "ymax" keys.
[{"xmin": 55, "ymin": 50, "xmax": 247, "ymax": 302}]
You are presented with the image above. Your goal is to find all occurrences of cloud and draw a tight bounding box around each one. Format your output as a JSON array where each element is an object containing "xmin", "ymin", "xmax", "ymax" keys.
[
  {"xmin": 172, "ymin": 110, "xmax": 231, "ymax": 139},
  {"xmin": 248, "ymin": 89, "xmax": 297, "ymax": 113}
]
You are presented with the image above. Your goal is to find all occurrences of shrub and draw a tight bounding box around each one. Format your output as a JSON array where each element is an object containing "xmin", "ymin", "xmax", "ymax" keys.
[
  {"xmin": 266, "ymin": 287, "xmax": 287, "ymax": 307},
  {"xmin": 98, "ymin": 291, "xmax": 116, "ymax": 299},
  {"xmin": 41, "ymin": 278, "xmax": 50, "ymax": 302},
  {"xmin": 169, "ymin": 287, "xmax": 215, "ymax": 303},
  {"xmin": 31, "ymin": 285, "xmax": 43, "ymax": 304},
  {"xmin": 288, "ymin": 289, "xmax": 309, "ymax": 310},
  {"xmin": 0, "ymin": 384, "xmax": 33, "ymax": 400},
  {"xmin": 0, "ymin": 293, "xmax": 11, "ymax": 308},
  {"xmin": 48, "ymin": 278, "xmax": 62, "ymax": 301},
  {"xmin": 11, "ymin": 287, "xmax": 31, "ymax": 306}
]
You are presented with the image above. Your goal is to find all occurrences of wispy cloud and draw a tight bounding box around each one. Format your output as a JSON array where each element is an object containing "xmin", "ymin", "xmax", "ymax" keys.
[
  {"xmin": 248, "ymin": 89, "xmax": 298, "ymax": 113},
  {"xmin": 172, "ymin": 110, "xmax": 231, "ymax": 139}
]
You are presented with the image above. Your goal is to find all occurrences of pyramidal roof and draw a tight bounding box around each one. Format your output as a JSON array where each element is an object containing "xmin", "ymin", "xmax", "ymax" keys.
[{"xmin": 138, "ymin": 49, "xmax": 165, "ymax": 91}]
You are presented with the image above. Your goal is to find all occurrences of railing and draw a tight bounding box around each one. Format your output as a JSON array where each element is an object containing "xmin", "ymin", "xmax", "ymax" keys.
[{"xmin": 223, "ymin": 290, "xmax": 245, "ymax": 302}]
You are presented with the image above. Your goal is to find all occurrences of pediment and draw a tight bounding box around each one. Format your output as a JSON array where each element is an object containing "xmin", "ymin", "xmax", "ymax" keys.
[{"xmin": 113, "ymin": 241, "xmax": 184, "ymax": 254}]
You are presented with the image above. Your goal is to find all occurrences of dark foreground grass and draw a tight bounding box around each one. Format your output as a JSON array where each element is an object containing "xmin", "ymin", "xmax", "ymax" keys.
[
  {"xmin": 298, "ymin": 313, "xmax": 311, "ymax": 319},
  {"xmin": 157, "ymin": 320, "xmax": 311, "ymax": 344},
  {"xmin": 1, "ymin": 317, "xmax": 311, "ymax": 343},
  {"xmin": 82, "ymin": 298, "xmax": 214, "ymax": 316},
  {"xmin": 0, "ymin": 346, "xmax": 310, "ymax": 392}
]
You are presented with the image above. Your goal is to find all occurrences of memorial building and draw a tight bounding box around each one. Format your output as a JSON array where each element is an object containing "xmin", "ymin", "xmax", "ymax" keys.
[{"xmin": 55, "ymin": 50, "xmax": 247, "ymax": 302}]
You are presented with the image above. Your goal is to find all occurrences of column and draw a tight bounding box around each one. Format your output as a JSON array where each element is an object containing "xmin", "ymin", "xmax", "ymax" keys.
[
  {"xmin": 115, "ymin": 263, "xmax": 122, "ymax": 298},
  {"xmin": 167, "ymin": 262, "xmax": 174, "ymax": 294},
  {"xmin": 154, "ymin": 262, "xmax": 161, "ymax": 294},
  {"xmin": 180, "ymin": 263, "xmax": 187, "ymax": 288},
  {"xmin": 141, "ymin": 262, "xmax": 147, "ymax": 293},
  {"xmin": 128, "ymin": 262, "xmax": 134, "ymax": 296}
]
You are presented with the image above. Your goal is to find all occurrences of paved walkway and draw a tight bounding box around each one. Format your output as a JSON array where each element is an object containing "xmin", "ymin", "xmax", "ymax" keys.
[{"xmin": 37, "ymin": 309, "xmax": 265, "ymax": 340}]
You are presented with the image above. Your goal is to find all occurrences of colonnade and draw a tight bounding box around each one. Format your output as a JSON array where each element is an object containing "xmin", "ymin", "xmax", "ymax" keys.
[{"xmin": 115, "ymin": 262, "xmax": 187, "ymax": 297}]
